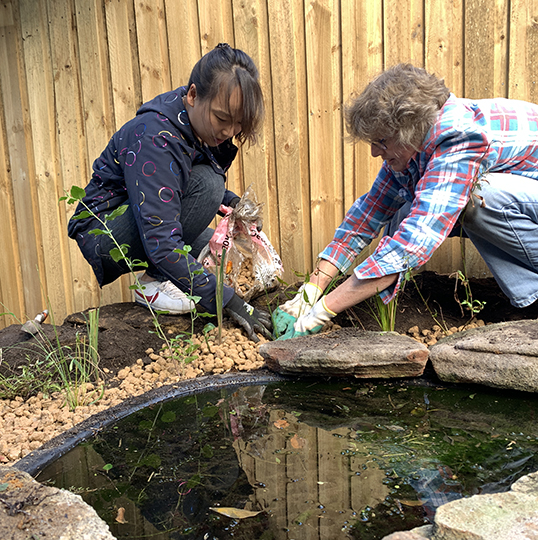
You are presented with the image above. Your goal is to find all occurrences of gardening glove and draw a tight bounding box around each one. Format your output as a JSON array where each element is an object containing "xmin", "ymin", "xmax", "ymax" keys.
[
  {"xmin": 278, "ymin": 297, "xmax": 336, "ymax": 340},
  {"xmin": 229, "ymin": 196, "xmax": 241, "ymax": 208},
  {"xmin": 274, "ymin": 282, "xmax": 324, "ymax": 336},
  {"xmin": 225, "ymin": 293, "xmax": 273, "ymax": 343}
]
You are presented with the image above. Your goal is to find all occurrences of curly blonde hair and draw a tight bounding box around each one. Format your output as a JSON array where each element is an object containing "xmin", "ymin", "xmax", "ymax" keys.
[{"xmin": 345, "ymin": 64, "xmax": 450, "ymax": 150}]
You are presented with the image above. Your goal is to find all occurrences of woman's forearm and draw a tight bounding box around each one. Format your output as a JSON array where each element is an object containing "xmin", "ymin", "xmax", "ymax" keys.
[{"xmin": 324, "ymin": 273, "xmax": 398, "ymax": 314}]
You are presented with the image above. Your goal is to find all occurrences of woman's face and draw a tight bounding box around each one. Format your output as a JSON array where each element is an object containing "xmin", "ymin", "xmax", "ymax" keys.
[
  {"xmin": 185, "ymin": 84, "xmax": 243, "ymax": 147},
  {"xmin": 370, "ymin": 138, "xmax": 416, "ymax": 172}
]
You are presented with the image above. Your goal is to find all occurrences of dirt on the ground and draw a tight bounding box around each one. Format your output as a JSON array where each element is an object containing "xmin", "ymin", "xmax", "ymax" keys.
[
  {"xmin": 1, "ymin": 270, "xmax": 538, "ymax": 467},
  {"xmin": 2, "ymin": 271, "xmax": 538, "ymax": 379}
]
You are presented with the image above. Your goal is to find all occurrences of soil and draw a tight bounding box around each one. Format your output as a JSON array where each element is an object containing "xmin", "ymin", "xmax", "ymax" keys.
[
  {"xmin": 1, "ymin": 271, "xmax": 538, "ymax": 466},
  {"xmin": 2, "ymin": 270, "xmax": 538, "ymax": 383}
]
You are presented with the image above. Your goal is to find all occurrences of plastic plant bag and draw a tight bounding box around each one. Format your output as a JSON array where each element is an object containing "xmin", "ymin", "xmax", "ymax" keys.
[{"xmin": 198, "ymin": 185, "xmax": 283, "ymax": 302}]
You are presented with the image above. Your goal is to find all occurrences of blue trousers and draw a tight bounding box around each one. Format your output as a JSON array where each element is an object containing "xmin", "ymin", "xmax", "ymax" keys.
[
  {"xmin": 386, "ymin": 173, "xmax": 538, "ymax": 308},
  {"xmin": 462, "ymin": 173, "xmax": 538, "ymax": 307}
]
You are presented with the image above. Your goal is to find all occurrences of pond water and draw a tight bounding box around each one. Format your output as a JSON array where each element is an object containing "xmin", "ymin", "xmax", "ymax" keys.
[{"xmin": 38, "ymin": 379, "xmax": 538, "ymax": 539}]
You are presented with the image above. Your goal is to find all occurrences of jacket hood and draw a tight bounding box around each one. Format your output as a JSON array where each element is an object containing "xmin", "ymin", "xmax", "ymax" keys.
[{"xmin": 136, "ymin": 86, "xmax": 192, "ymax": 137}]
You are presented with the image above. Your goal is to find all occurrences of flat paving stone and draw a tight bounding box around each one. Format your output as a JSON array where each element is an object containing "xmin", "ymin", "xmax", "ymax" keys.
[
  {"xmin": 260, "ymin": 328, "xmax": 429, "ymax": 378},
  {"xmin": 430, "ymin": 320, "xmax": 538, "ymax": 393}
]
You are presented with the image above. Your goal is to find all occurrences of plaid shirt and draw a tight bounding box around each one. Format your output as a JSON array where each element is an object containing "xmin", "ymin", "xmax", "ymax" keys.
[{"xmin": 320, "ymin": 94, "xmax": 538, "ymax": 302}]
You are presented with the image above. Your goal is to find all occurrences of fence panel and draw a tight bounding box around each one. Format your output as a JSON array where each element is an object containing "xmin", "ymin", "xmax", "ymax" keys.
[{"xmin": 0, "ymin": 0, "xmax": 535, "ymax": 329}]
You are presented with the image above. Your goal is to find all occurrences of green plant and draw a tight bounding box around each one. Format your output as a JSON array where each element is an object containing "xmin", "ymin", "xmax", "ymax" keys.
[
  {"xmin": 53, "ymin": 309, "xmax": 104, "ymax": 411},
  {"xmin": 408, "ymin": 273, "xmax": 450, "ymax": 334},
  {"xmin": 0, "ymin": 306, "xmax": 103, "ymax": 409},
  {"xmin": 162, "ymin": 245, "xmax": 216, "ymax": 366},
  {"xmin": 365, "ymin": 294, "xmax": 399, "ymax": 332},
  {"xmin": 62, "ymin": 187, "xmax": 207, "ymax": 375},
  {"xmin": 450, "ymin": 269, "xmax": 486, "ymax": 318},
  {"xmin": 0, "ymin": 351, "xmax": 62, "ymax": 400},
  {"xmin": 360, "ymin": 268, "xmax": 412, "ymax": 332},
  {"xmin": 60, "ymin": 188, "xmax": 166, "ymax": 337},
  {"xmin": 449, "ymin": 147, "xmax": 488, "ymax": 319}
]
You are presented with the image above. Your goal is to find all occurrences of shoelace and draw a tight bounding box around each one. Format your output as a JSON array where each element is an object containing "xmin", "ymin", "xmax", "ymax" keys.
[{"xmin": 159, "ymin": 280, "xmax": 190, "ymax": 299}]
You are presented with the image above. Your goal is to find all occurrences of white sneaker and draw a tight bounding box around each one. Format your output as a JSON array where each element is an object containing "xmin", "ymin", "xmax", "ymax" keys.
[{"xmin": 134, "ymin": 279, "xmax": 195, "ymax": 314}]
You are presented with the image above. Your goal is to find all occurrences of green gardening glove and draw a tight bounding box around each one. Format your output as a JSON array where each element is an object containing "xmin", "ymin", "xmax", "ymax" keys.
[
  {"xmin": 277, "ymin": 297, "xmax": 336, "ymax": 340},
  {"xmin": 273, "ymin": 282, "xmax": 324, "ymax": 337}
]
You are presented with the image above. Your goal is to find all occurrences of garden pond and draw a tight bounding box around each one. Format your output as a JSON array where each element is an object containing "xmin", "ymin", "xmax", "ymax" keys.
[{"xmin": 37, "ymin": 378, "xmax": 538, "ymax": 539}]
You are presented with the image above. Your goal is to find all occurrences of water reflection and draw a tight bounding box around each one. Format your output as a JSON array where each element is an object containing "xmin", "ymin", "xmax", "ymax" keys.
[{"xmin": 38, "ymin": 380, "xmax": 538, "ymax": 539}]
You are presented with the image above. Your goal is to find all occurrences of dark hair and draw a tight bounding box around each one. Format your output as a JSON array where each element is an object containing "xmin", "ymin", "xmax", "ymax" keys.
[
  {"xmin": 188, "ymin": 43, "xmax": 264, "ymax": 145},
  {"xmin": 345, "ymin": 63, "xmax": 450, "ymax": 150}
]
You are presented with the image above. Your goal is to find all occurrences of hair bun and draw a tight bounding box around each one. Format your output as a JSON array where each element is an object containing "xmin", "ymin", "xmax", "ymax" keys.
[{"xmin": 216, "ymin": 42, "xmax": 231, "ymax": 49}]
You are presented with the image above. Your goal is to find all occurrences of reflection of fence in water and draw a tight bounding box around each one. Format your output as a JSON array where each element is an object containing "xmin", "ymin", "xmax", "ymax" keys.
[{"xmin": 234, "ymin": 409, "xmax": 389, "ymax": 539}]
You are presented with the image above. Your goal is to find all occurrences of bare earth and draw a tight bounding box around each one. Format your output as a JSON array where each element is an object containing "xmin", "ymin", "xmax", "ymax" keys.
[{"xmin": 1, "ymin": 271, "xmax": 538, "ymax": 466}]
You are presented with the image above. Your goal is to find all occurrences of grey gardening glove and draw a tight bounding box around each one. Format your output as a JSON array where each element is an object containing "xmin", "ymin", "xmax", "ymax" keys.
[{"xmin": 225, "ymin": 293, "xmax": 273, "ymax": 342}]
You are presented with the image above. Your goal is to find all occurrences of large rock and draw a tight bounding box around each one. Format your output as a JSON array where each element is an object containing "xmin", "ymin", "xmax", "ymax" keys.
[
  {"xmin": 382, "ymin": 526, "xmax": 433, "ymax": 539},
  {"xmin": 0, "ymin": 465, "xmax": 115, "ymax": 540},
  {"xmin": 429, "ymin": 320, "xmax": 538, "ymax": 392},
  {"xmin": 381, "ymin": 472, "xmax": 538, "ymax": 540},
  {"xmin": 260, "ymin": 328, "xmax": 429, "ymax": 377},
  {"xmin": 433, "ymin": 489, "xmax": 538, "ymax": 540}
]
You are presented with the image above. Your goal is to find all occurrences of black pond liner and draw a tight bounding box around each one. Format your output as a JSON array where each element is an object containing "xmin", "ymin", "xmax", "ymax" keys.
[{"xmin": 14, "ymin": 370, "xmax": 291, "ymax": 477}]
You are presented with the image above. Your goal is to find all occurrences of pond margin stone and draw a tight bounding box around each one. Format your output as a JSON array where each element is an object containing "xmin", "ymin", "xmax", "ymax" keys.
[
  {"xmin": 260, "ymin": 328, "xmax": 429, "ymax": 378},
  {"xmin": 429, "ymin": 320, "xmax": 538, "ymax": 393}
]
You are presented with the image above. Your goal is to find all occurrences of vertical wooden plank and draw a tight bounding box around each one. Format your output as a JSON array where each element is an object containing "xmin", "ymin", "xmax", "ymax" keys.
[
  {"xmin": 104, "ymin": 0, "xmax": 144, "ymax": 300},
  {"xmin": 196, "ymin": 0, "xmax": 241, "ymax": 192},
  {"xmin": 381, "ymin": 0, "xmax": 422, "ymax": 275},
  {"xmin": 462, "ymin": 0, "xmax": 509, "ymax": 278},
  {"xmin": 134, "ymin": 0, "xmax": 172, "ymax": 102},
  {"xmin": 103, "ymin": 0, "xmax": 142, "ymax": 298},
  {"xmin": 47, "ymin": 0, "xmax": 99, "ymax": 313},
  {"xmin": 422, "ymin": 0, "xmax": 465, "ymax": 275},
  {"xmin": 341, "ymin": 0, "xmax": 383, "ymax": 270},
  {"xmin": 267, "ymin": 0, "xmax": 311, "ymax": 281},
  {"xmin": 0, "ymin": 13, "xmax": 24, "ymax": 327},
  {"xmin": 465, "ymin": 0, "xmax": 509, "ymax": 99},
  {"xmin": 74, "ymin": 0, "xmax": 130, "ymax": 305},
  {"xmin": 197, "ymin": 0, "xmax": 235, "ymax": 54},
  {"xmin": 384, "ymin": 0, "xmax": 424, "ymax": 66},
  {"xmin": 232, "ymin": 0, "xmax": 280, "ymax": 251},
  {"xmin": 305, "ymin": 0, "xmax": 344, "ymax": 262},
  {"xmin": 164, "ymin": 0, "xmax": 201, "ymax": 88},
  {"xmin": 0, "ymin": 1, "xmax": 47, "ymax": 321},
  {"xmin": 316, "ymin": 427, "xmax": 350, "ymax": 539},
  {"xmin": 509, "ymin": 0, "xmax": 538, "ymax": 103},
  {"xmin": 425, "ymin": 0, "xmax": 464, "ymax": 97},
  {"xmin": 285, "ymin": 422, "xmax": 318, "ymax": 539},
  {"xmin": 104, "ymin": 0, "xmax": 142, "ymax": 127},
  {"xmin": 349, "ymin": 453, "xmax": 389, "ymax": 515},
  {"xmin": 18, "ymin": 0, "xmax": 77, "ymax": 323}
]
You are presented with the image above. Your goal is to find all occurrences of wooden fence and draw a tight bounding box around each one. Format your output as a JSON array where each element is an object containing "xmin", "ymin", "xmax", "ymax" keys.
[{"xmin": 1, "ymin": 0, "xmax": 537, "ymax": 328}]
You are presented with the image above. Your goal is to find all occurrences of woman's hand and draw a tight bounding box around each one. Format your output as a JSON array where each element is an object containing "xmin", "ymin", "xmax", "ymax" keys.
[
  {"xmin": 273, "ymin": 282, "xmax": 324, "ymax": 336},
  {"xmin": 225, "ymin": 294, "xmax": 272, "ymax": 342}
]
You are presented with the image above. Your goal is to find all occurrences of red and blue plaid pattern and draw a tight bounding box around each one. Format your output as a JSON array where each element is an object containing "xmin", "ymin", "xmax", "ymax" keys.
[{"xmin": 320, "ymin": 94, "xmax": 538, "ymax": 302}]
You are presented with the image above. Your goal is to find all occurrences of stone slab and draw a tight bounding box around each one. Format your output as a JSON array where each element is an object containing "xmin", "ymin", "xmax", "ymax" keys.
[
  {"xmin": 429, "ymin": 321, "xmax": 538, "ymax": 393},
  {"xmin": 0, "ymin": 465, "xmax": 115, "ymax": 540},
  {"xmin": 382, "ymin": 525, "xmax": 433, "ymax": 539},
  {"xmin": 260, "ymin": 328, "xmax": 429, "ymax": 378},
  {"xmin": 433, "ymin": 490, "xmax": 538, "ymax": 540}
]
